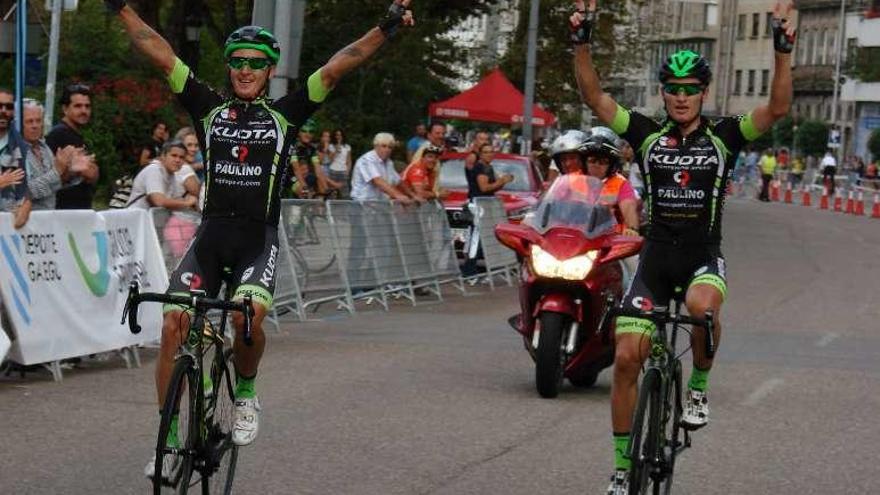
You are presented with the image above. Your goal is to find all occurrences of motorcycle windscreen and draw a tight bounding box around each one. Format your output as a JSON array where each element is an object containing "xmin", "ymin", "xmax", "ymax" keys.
[{"xmin": 522, "ymin": 174, "xmax": 618, "ymax": 239}]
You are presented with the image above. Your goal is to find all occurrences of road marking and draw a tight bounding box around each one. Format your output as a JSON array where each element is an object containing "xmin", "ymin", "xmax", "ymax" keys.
[
  {"xmin": 815, "ymin": 332, "xmax": 839, "ymax": 347},
  {"xmin": 742, "ymin": 378, "xmax": 784, "ymax": 406}
]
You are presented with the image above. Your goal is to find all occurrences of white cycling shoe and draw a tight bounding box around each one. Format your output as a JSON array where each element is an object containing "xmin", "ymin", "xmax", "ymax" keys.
[
  {"xmin": 232, "ymin": 396, "xmax": 261, "ymax": 446},
  {"xmin": 606, "ymin": 469, "xmax": 629, "ymax": 495},
  {"xmin": 681, "ymin": 388, "xmax": 709, "ymax": 430},
  {"xmin": 144, "ymin": 451, "xmax": 180, "ymax": 483}
]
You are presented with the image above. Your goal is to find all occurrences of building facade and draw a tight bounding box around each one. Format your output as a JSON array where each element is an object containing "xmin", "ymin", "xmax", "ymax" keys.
[
  {"xmin": 841, "ymin": 1, "xmax": 880, "ymax": 161},
  {"xmin": 441, "ymin": 1, "xmax": 519, "ymax": 91}
]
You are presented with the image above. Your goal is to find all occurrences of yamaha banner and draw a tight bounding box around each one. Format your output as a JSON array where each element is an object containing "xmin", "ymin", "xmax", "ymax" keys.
[{"xmin": 0, "ymin": 209, "xmax": 167, "ymax": 365}]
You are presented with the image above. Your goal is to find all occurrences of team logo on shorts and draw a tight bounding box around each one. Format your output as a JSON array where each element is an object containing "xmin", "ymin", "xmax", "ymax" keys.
[
  {"xmin": 673, "ymin": 170, "xmax": 692, "ymax": 187},
  {"xmin": 241, "ymin": 266, "xmax": 255, "ymax": 283},
  {"xmin": 694, "ymin": 265, "xmax": 708, "ymax": 276},
  {"xmin": 220, "ymin": 108, "xmax": 237, "ymax": 121},
  {"xmin": 632, "ymin": 296, "xmax": 654, "ymax": 311},
  {"xmin": 659, "ymin": 136, "xmax": 678, "ymax": 148},
  {"xmin": 181, "ymin": 272, "xmax": 202, "ymax": 289},
  {"xmin": 717, "ymin": 258, "xmax": 726, "ymax": 278}
]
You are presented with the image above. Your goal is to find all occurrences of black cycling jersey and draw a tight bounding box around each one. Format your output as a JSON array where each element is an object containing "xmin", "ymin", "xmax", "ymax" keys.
[
  {"xmin": 610, "ymin": 105, "xmax": 761, "ymax": 244},
  {"xmin": 168, "ymin": 58, "xmax": 327, "ymax": 226}
]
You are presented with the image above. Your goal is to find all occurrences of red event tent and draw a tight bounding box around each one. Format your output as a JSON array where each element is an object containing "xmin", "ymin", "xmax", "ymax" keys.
[{"xmin": 428, "ymin": 68, "xmax": 557, "ymax": 127}]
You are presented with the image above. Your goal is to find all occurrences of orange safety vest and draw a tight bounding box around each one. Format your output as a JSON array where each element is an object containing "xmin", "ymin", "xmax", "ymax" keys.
[{"xmin": 599, "ymin": 173, "xmax": 628, "ymax": 229}]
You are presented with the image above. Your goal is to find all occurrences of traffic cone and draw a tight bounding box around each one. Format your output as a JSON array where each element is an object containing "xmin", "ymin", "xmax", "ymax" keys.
[
  {"xmin": 833, "ymin": 190, "xmax": 843, "ymax": 212},
  {"xmin": 784, "ymin": 182, "xmax": 793, "ymax": 204},
  {"xmin": 820, "ymin": 187, "xmax": 829, "ymax": 210},
  {"xmin": 770, "ymin": 181, "xmax": 780, "ymax": 201},
  {"xmin": 845, "ymin": 191, "xmax": 854, "ymax": 214},
  {"xmin": 872, "ymin": 193, "xmax": 880, "ymax": 219},
  {"xmin": 854, "ymin": 190, "xmax": 865, "ymax": 216},
  {"xmin": 802, "ymin": 187, "xmax": 812, "ymax": 207}
]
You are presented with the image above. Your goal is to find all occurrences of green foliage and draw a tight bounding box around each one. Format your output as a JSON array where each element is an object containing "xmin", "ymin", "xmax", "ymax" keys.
[
  {"xmin": 868, "ymin": 129, "xmax": 880, "ymax": 160},
  {"xmin": 498, "ymin": 0, "xmax": 639, "ymax": 128},
  {"xmin": 846, "ymin": 46, "xmax": 880, "ymax": 82},
  {"xmin": 795, "ymin": 120, "xmax": 829, "ymax": 157},
  {"xmin": 773, "ymin": 116, "xmax": 794, "ymax": 149}
]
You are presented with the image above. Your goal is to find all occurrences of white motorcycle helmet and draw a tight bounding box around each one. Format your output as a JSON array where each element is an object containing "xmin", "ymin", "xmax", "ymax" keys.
[{"xmin": 549, "ymin": 129, "xmax": 589, "ymax": 171}]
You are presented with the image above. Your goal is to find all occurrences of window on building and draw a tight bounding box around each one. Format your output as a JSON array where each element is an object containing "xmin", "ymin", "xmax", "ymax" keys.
[
  {"xmin": 765, "ymin": 12, "xmax": 773, "ymax": 37},
  {"xmin": 846, "ymin": 104, "xmax": 853, "ymax": 121},
  {"xmin": 734, "ymin": 70, "xmax": 742, "ymax": 95},
  {"xmin": 751, "ymin": 13, "xmax": 760, "ymax": 38},
  {"xmin": 818, "ymin": 29, "xmax": 827, "ymax": 65},
  {"xmin": 760, "ymin": 69, "xmax": 770, "ymax": 95},
  {"xmin": 747, "ymin": 70, "xmax": 756, "ymax": 95},
  {"xmin": 737, "ymin": 14, "xmax": 746, "ymax": 39},
  {"xmin": 805, "ymin": 30, "xmax": 815, "ymax": 66},
  {"xmin": 825, "ymin": 103, "xmax": 832, "ymax": 121},
  {"xmin": 845, "ymin": 37, "xmax": 857, "ymax": 63},
  {"xmin": 826, "ymin": 29, "xmax": 838, "ymax": 65},
  {"xmin": 805, "ymin": 105, "xmax": 812, "ymax": 119}
]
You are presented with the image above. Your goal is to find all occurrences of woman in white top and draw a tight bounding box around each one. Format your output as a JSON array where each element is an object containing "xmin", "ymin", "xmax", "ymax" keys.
[{"xmin": 328, "ymin": 128, "xmax": 352, "ymax": 197}]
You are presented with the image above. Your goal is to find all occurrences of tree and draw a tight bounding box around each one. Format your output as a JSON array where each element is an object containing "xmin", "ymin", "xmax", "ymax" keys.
[
  {"xmin": 773, "ymin": 116, "xmax": 794, "ymax": 150},
  {"xmin": 795, "ymin": 120, "xmax": 829, "ymax": 157},
  {"xmin": 868, "ymin": 129, "xmax": 880, "ymax": 161}
]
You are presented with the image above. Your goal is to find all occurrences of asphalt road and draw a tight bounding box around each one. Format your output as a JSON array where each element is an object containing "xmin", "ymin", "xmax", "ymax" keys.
[{"xmin": 2, "ymin": 198, "xmax": 879, "ymax": 495}]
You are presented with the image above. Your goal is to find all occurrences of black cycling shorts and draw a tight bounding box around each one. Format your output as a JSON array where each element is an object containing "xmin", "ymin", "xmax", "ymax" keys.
[
  {"xmin": 165, "ymin": 217, "xmax": 280, "ymax": 312},
  {"xmin": 616, "ymin": 241, "xmax": 727, "ymax": 336}
]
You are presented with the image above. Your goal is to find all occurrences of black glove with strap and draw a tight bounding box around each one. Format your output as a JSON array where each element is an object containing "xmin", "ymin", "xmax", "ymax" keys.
[
  {"xmin": 770, "ymin": 17, "xmax": 796, "ymax": 54},
  {"xmin": 570, "ymin": 10, "xmax": 595, "ymax": 45},
  {"xmin": 378, "ymin": 1, "xmax": 407, "ymax": 37},
  {"xmin": 104, "ymin": 0, "xmax": 126, "ymax": 13}
]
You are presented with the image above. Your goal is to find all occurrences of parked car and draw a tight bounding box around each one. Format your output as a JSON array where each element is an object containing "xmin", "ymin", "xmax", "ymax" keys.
[{"xmin": 439, "ymin": 152, "xmax": 543, "ymax": 252}]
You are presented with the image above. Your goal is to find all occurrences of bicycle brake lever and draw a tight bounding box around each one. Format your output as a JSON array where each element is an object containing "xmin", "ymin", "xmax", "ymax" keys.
[{"xmin": 124, "ymin": 282, "xmax": 142, "ymax": 334}]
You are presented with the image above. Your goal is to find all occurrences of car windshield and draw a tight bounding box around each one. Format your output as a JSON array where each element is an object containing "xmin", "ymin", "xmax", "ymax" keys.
[
  {"xmin": 522, "ymin": 175, "xmax": 618, "ymax": 238},
  {"xmin": 439, "ymin": 159, "xmax": 533, "ymax": 192}
]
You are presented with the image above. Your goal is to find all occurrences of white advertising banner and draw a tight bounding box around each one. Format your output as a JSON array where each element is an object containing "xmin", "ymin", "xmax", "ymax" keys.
[
  {"xmin": 0, "ymin": 209, "xmax": 167, "ymax": 365},
  {"xmin": 0, "ymin": 326, "xmax": 9, "ymax": 363}
]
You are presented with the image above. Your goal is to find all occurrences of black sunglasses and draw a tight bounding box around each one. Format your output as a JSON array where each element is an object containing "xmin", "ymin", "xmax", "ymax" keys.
[{"xmin": 0, "ymin": 103, "xmax": 13, "ymax": 111}]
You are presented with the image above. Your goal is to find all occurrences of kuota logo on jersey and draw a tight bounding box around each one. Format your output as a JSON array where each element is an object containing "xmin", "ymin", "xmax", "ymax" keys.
[
  {"xmin": 231, "ymin": 144, "xmax": 249, "ymax": 162},
  {"xmin": 212, "ymin": 126, "xmax": 277, "ymax": 141},
  {"xmin": 674, "ymin": 170, "xmax": 692, "ymax": 187},
  {"xmin": 632, "ymin": 296, "xmax": 654, "ymax": 311},
  {"xmin": 220, "ymin": 108, "xmax": 237, "ymax": 121},
  {"xmin": 648, "ymin": 153, "xmax": 719, "ymax": 167},
  {"xmin": 259, "ymin": 245, "xmax": 278, "ymax": 286}
]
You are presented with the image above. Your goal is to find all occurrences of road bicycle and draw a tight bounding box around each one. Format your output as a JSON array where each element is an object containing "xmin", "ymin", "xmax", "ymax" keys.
[
  {"xmin": 610, "ymin": 297, "xmax": 715, "ymax": 495},
  {"xmin": 123, "ymin": 281, "xmax": 253, "ymax": 494}
]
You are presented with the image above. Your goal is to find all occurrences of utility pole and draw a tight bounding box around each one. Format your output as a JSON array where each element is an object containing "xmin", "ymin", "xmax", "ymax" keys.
[
  {"xmin": 14, "ymin": 0, "xmax": 27, "ymax": 134},
  {"xmin": 521, "ymin": 0, "xmax": 539, "ymax": 155},
  {"xmin": 44, "ymin": 0, "xmax": 63, "ymax": 132},
  {"xmin": 830, "ymin": 0, "xmax": 847, "ymax": 165}
]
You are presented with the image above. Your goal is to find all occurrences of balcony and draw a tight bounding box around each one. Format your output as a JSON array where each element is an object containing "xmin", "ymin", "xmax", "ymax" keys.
[{"xmin": 793, "ymin": 65, "xmax": 835, "ymax": 93}]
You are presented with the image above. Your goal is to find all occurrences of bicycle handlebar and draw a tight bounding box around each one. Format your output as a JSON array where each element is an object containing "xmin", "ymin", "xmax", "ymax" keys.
[
  {"xmin": 610, "ymin": 306, "xmax": 715, "ymax": 359},
  {"xmin": 121, "ymin": 282, "xmax": 255, "ymax": 346}
]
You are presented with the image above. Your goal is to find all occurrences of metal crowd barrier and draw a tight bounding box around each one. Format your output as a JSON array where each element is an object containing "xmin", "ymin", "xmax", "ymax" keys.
[
  {"xmin": 472, "ymin": 197, "xmax": 518, "ymax": 289},
  {"xmin": 391, "ymin": 202, "xmax": 443, "ymax": 301},
  {"xmin": 417, "ymin": 201, "xmax": 466, "ymax": 295}
]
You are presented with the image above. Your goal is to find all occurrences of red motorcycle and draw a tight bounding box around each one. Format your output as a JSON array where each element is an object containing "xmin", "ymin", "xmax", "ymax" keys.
[{"xmin": 495, "ymin": 175, "xmax": 643, "ymax": 398}]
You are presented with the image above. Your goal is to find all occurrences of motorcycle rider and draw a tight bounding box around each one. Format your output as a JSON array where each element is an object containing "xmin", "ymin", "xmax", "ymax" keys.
[{"xmin": 569, "ymin": 0, "xmax": 795, "ymax": 492}]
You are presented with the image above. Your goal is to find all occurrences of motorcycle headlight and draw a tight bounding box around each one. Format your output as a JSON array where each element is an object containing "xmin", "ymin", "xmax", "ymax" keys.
[{"xmin": 530, "ymin": 245, "xmax": 597, "ymax": 281}]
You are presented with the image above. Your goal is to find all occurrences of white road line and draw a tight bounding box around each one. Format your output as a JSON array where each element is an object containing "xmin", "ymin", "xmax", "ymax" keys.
[
  {"xmin": 815, "ymin": 332, "xmax": 840, "ymax": 348},
  {"xmin": 742, "ymin": 378, "xmax": 785, "ymax": 406}
]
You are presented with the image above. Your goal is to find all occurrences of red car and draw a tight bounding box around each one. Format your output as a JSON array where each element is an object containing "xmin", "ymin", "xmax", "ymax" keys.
[{"xmin": 439, "ymin": 152, "xmax": 544, "ymax": 249}]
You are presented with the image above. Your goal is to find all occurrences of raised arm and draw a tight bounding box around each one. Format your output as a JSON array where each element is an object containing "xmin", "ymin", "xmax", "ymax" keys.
[
  {"xmin": 319, "ymin": 0, "xmax": 415, "ymax": 90},
  {"xmin": 750, "ymin": 1, "xmax": 796, "ymax": 134},
  {"xmin": 105, "ymin": 1, "xmax": 176, "ymax": 75},
  {"xmin": 571, "ymin": 0, "xmax": 619, "ymax": 125}
]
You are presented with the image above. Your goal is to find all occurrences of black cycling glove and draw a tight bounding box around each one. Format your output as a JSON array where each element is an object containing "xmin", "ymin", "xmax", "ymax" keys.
[
  {"xmin": 570, "ymin": 10, "xmax": 595, "ymax": 45},
  {"xmin": 378, "ymin": 1, "xmax": 407, "ymax": 37},
  {"xmin": 770, "ymin": 17, "xmax": 796, "ymax": 54},
  {"xmin": 104, "ymin": 0, "xmax": 126, "ymax": 13}
]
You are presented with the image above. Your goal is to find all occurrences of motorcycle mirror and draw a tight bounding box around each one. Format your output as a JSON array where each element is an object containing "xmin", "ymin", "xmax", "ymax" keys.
[{"xmin": 494, "ymin": 222, "xmax": 539, "ymax": 256}]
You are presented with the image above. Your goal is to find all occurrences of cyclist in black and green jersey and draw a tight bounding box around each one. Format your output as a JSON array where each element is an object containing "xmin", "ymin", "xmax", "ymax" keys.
[
  {"xmin": 568, "ymin": 0, "xmax": 797, "ymax": 492},
  {"xmin": 104, "ymin": 0, "xmax": 416, "ymax": 482}
]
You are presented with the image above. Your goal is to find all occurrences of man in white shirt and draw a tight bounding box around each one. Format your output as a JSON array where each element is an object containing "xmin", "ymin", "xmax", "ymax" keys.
[
  {"xmin": 350, "ymin": 132, "xmax": 413, "ymax": 202},
  {"xmin": 127, "ymin": 140, "xmax": 198, "ymax": 210},
  {"xmin": 820, "ymin": 150, "xmax": 837, "ymax": 196}
]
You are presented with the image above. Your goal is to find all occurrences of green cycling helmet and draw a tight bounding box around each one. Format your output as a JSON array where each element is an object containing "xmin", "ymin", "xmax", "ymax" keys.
[
  {"xmin": 224, "ymin": 26, "xmax": 281, "ymax": 64},
  {"xmin": 658, "ymin": 50, "xmax": 712, "ymax": 84}
]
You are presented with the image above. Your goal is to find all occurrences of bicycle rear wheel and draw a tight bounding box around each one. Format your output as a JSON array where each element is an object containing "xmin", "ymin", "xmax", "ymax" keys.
[
  {"xmin": 202, "ymin": 348, "xmax": 238, "ymax": 494},
  {"xmin": 628, "ymin": 368, "xmax": 662, "ymax": 495},
  {"xmin": 154, "ymin": 355, "xmax": 198, "ymax": 495}
]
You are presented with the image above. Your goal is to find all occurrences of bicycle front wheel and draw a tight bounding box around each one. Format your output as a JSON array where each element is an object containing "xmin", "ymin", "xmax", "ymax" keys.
[
  {"xmin": 202, "ymin": 348, "xmax": 239, "ymax": 494},
  {"xmin": 628, "ymin": 368, "xmax": 662, "ymax": 495},
  {"xmin": 660, "ymin": 360, "xmax": 684, "ymax": 495},
  {"xmin": 154, "ymin": 355, "xmax": 198, "ymax": 495}
]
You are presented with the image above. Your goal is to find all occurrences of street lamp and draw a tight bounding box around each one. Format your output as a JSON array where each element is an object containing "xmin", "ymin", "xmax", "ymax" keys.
[{"xmin": 183, "ymin": 12, "xmax": 203, "ymax": 68}]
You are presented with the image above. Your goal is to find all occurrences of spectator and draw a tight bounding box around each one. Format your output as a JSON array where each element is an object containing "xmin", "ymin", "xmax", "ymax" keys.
[
  {"xmin": 139, "ymin": 120, "xmax": 168, "ymax": 166},
  {"xmin": 759, "ymin": 148, "xmax": 776, "ymax": 202},
  {"xmin": 462, "ymin": 143, "xmax": 512, "ymax": 277},
  {"xmin": 405, "ymin": 123, "xmax": 427, "ymax": 162},
  {"xmin": 46, "ymin": 83, "xmax": 100, "ymax": 209},
  {"xmin": 821, "ymin": 150, "xmax": 837, "ymax": 195},
  {"xmin": 464, "ymin": 129, "xmax": 491, "ymax": 170},
  {"xmin": 127, "ymin": 140, "xmax": 197, "ymax": 212},
  {"xmin": 790, "ymin": 154, "xmax": 805, "ymax": 188},
  {"xmin": 400, "ymin": 143, "xmax": 445, "ymax": 201},
  {"xmin": 174, "ymin": 126, "xmax": 204, "ymax": 181},
  {"xmin": 865, "ymin": 160, "xmax": 878, "ymax": 190},
  {"xmin": 350, "ymin": 132, "xmax": 412, "ymax": 202},
  {"xmin": 317, "ymin": 129, "xmax": 335, "ymax": 177},
  {"xmin": 411, "ymin": 122, "xmax": 446, "ymax": 164},
  {"xmin": 328, "ymin": 128, "xmax": 352, "ymax": 197},
  {"xmin": 744, "ymin": 147, "xmax": 760, "ymax": 184},
  {"xmin": 0, "ymin": 88, "xmax": 31, "ymax": 228},
  {"xmin": 290, "ymin": 120, "xmax": 341, "ymax": 198},
  {"xmin": 21, "ymin": 99, "xmax": 91, "ymax": 210}
]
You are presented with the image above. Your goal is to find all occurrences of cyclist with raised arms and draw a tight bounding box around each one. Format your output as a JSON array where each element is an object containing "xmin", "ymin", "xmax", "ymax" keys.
[
  {"xmin": 568, "ymin": 0, "xmax": 796, "ymax": 492},
  {"xmin": 103, "ymin": 0, "xmax": 416, "ymax": 481}
]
